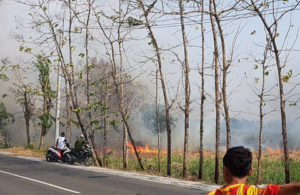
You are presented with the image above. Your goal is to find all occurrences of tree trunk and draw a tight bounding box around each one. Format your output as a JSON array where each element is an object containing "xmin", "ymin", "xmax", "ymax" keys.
[
  {"xmin": 102, "ymin": 118, "xmax": 107, "ymax": 166},
  {"xmin": 54, "ymin": 61, "xmax": 62, "ymax": 145},
  {"xmin": 179, "ymin": 0, "xmax": 190, "ymax": 179},
  {"xmin": 102, "ymin": 84, "xmax": 108, "ymax": 166},
  {"xmin": 111, "ymin": 66, "xmax": 142, "ymax": 170},
  {"xmin": 155, "ymin": 69, "xmax": 161, "ymax": 173},
  {"xmin": 274, "ymin": 44, "xmax": 290, "ymax": 184},
  {"xmin": 122, "ymin": 123, "xmax": 128, "ymax": 169},
  {"xmin": 137, "ymin": 0, "xmax": 172, "ymax": 176},
  {"xmin": 85, "ymin": 0, "xmax": 102, "ymax": 167},
  {"xmin": 39, "ymin": 88, "xmax": 48, "ymax": 151},
  {"xmin": 198, "ymin": 0, "xmax": 205, "ymax": 180},
  {"xmin": 25, "ymin": 119, "xmax": 30, "ymax": 145},
  {"xmin": 122, "ymin": 114, "xmax": 144, "ymax": 171},
  {"xmin": 24, "ymin": 89, "xmax": 31, "ymax": 145},
  {"xmin": 43, "ymin": 0, "xmax": 99, "ymax": 166},
  {"xmin": 257, "ymin": 41, "xmax": 269, "ymax": 184},
  {"xmin": 39, "ymin": 131, "xmax": 45, "ymax": 150},
  {"xmin": 65, "ymin": 80, "xmax": 71, "ymax": 142},
  {"xmin": 66, "ymin": 0, "xmax": 73, "ymax": 142},
  {"xmin": 213, "ymin": 0, "xmax": 231, "ymax": 149},
  {"xmin": 210, "ymin": 0, "xmax": 221, "ymax": 184},
  {"xmin": 251, "ymin": 0, "xmax": 290, "ymax": 183},
  {"xmin": 90, "ymin": 131, "xmax": 103, "ymax": 166}
]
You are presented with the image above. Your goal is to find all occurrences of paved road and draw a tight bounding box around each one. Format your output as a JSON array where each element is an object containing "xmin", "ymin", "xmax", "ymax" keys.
[{"xmin": 0, "ymin": 154, "xmax": 210, "ymax": 195}]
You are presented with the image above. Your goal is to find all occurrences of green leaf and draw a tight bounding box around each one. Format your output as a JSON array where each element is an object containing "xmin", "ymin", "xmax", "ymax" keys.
[
  {"xmin": 79, "ymin": 53, "xmax": 85, "ymax": 58},
  {"xmin": 250, "ymin": 30, "xmax": 256, "ymax": 35},
  {"xmin": 282, "ymin": 75, "xmax": 289, "ymax": 83},
  {"xmin": 91, "ymin": 82, "xmax": 97, "ymax": 87},
  {"xmin": 91, "ymin": 120, "xmax": 99, "ymax": 126},
  {"xmin": 88, "ymin": 64, "xmax": 95, "ymax": 70},
  {"xmin": 1, "ymin": 65, "xmax": 6, "ymax": 71},
  {"xmin": 282, "ymin": 69, "xmax": 293, "ymax": 83},
  {"xmin": 109, "ymin": 120, "xmax": 118, "ymax": 127},
  {"xmin": 0, "ymin": 74, "xmax": 9, "ymax": 81},
  {"xmin": 43, "ymin": 6, "xmax": 47, "ymax": 11},
  {"xmin": 254, "ymin": 65, "xmax": 258, "ymax": 70},
  {"xmin": 12, "ymin": 64, "xmax": 20, "ymax": 69},
  {"xmin": 275, "ymin": 33, "xmax": 279, "ymax": 38},
  {"xmin": 74, "ymin": 108, "xmax": 82, "ymax": 114},
  {"xmin": 255, "ymin": 77, "xmax": 259, "ymax": 83},
  {"xmin": 25, "ymin": 48, "xmax": 32, "ymax": 53},
  {"xmin": 71, "ymin": 46, "xmax": 76, "ymax": 51},
  {"xmin": 79, "ymin": 72, "xmax": 83, "ymax": 81},
  {"xmin": 25, "ymin": 86, "xmax": 32, "ymax": 92},
  {"xmin": 265, "ymin": 71, "xmax": 269, "ymax": 76},
  {"xmin": 19, "ymin": 46, "xmax": 24, "ymax": 52},
  {"xmin": 74, "ymin": 27, "xmax": 80, "ymax": 33}
]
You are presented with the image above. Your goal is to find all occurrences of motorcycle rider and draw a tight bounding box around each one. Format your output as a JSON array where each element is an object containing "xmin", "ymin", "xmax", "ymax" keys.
[
  {"xmin": 75, "ymin": 134, "xmax": 85, "ymax": 153},
  {"xmin": 56, "ymin": 132, "xmax": 68, "ymax": 153}
]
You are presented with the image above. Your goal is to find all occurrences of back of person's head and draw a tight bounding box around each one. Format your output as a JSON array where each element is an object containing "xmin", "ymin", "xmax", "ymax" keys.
[
  {"xmin": 223, "ymin": 146, "xmax": 252, "ymax": 178},
  {"xmin": 60, "ymin": 132, "xmax": 65, "ymax": 137}
]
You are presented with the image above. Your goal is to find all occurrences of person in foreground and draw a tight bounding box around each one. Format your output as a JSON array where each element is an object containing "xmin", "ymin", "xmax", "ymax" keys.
[{"xmin": 207, "ymin": 146, "xmax": 300, "ymax": 195}]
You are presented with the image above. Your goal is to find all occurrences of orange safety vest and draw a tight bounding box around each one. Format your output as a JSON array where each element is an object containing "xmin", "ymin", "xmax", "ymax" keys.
[{"xmin": 207, "ymin": 184, "xmax": 279, "ymax": 195}]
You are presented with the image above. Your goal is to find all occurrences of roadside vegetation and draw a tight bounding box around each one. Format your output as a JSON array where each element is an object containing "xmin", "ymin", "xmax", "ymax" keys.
[{"xmin": 1, "ymin": 146, "xmax": 299, "ymax": 185}]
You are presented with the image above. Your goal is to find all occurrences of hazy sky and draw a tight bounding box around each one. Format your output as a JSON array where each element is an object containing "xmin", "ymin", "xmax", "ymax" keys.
[{"xmin": 1, "ymin": 0, "xmax": 300, "ymax": 148}]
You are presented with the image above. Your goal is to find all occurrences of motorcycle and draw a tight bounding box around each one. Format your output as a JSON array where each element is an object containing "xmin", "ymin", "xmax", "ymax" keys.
[
  {"xmin": 45, "ymin": 144, "xmax": 73, "ymax": 164},
  {"xmin": 69, "ymin": 144, "xmax": 93, "ymax": 166}
]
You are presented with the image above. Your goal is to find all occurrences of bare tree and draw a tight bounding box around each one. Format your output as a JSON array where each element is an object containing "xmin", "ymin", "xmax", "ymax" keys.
[
  {"xmin": 155, "ymin": 69, "xmax": 161, "ymax": 173},
  {"xmin": 93, "ymin": 0, "xmax": 144, "ymax": 170},
  {"xmin": 35, "ymin": 56, "xmax": 54, "ymax": 150},
  {"xmin": 211, "ymin": 0, "xmax": 236, "ymax": 150},
  {"xmin": 209, "ymin": 0, "xmax": 221, "ymax": 184},
  {"xmin": 11, "ymin": 77, "xmax": 35, "ymax": 146},
  {"xmin": 197, "ymin": 0, "xmax": 206, "ymax": 180},
  {"xmin": 178, "ymin": 0, "xmax": 191, "ymax": 179},
  {"xmin": 136, "ymin": 0, "xmax": 173, "ymax": 176},
  {"xmin": 241, "ymin": 0, "xmax": 300, "ymax": 183},
  {"xmin": 256, "ymin": 41, "xmax": 271, "ymax": 184}
]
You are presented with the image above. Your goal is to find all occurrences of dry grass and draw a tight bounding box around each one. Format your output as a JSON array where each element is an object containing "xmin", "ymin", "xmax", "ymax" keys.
[{"xmin": 0, "ymin": 147, "xmax": 46, "ymax": 158}]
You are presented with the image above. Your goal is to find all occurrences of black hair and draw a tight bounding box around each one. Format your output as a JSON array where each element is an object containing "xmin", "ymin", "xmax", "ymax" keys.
[
  {"xmin": 223, "ymin": 146, "xmax": 252, "ymax": 178},
  {"xmin": 60, "ymin": 132, "xmax": 65, "ymax": 137}
]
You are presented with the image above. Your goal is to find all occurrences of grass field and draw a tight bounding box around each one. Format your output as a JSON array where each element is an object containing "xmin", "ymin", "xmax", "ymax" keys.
[
  {"xmin": 104, "ymin": 150, "xmax": 300, "ymax": 185},
  {"xmin": 1, "ymin": 147, "xmax": 299, "ymax": 185}
]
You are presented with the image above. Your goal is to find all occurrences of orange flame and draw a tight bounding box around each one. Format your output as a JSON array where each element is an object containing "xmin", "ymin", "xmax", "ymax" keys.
[
  {"xmin": 266, "ymin": 145, "xmax": 281, "ymax": 154},
  {"xmin": 127, "ymin": 142, "xmax": 167, "ymax": 155}
]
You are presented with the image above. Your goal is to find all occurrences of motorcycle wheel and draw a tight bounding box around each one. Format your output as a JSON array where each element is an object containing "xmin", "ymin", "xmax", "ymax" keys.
[
  {"xmin": 65, "ymin": 153, "xmax": 75, "ymax": 165},
  {"xmin": 83, "ymin": 157, "xmax": 93, "ymax": 166},
  {"xmin": 46, "ymin": 152, "xmax": 55, "ymax": 162}
]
